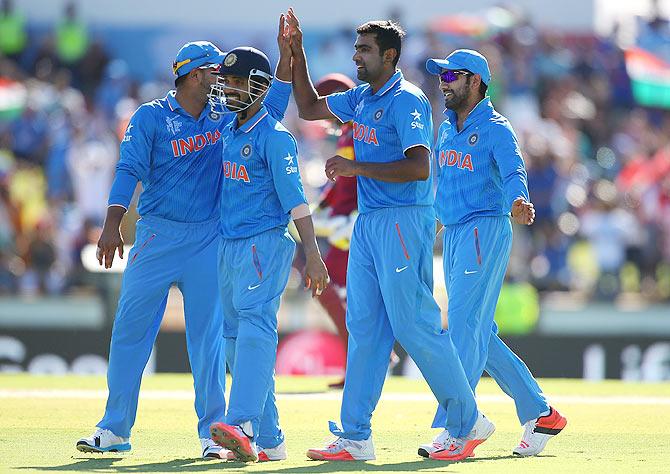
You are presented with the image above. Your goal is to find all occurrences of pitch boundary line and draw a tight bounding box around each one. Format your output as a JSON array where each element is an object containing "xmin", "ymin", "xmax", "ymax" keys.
[{"xmin": 0, "ymin": 389, "xmax": 669, "ymax": 405}]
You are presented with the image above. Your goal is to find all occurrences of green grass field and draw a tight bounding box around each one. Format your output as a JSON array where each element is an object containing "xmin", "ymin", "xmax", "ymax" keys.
[{"xmin": 1, "ymin": 375, "xmax": 669, "ymax": 473}]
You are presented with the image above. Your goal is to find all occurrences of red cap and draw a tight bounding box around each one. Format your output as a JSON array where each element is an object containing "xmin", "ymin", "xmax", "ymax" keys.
[{"xmin": 315, "ymin": 73, "xmax": 355, "ymax": 96}]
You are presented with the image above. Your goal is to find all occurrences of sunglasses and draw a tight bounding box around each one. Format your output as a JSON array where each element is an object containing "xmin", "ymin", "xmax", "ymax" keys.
[{"xmin": 439, "ymin": 70, "xmax": 472, "ymax": 83}]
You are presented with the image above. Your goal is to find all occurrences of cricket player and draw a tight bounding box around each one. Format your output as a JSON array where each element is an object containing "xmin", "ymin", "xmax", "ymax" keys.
[
  {"xmin": 208, "ymin": 44, "xmax": 329, "ymax": 463},
  {"xmin": 420, "ymin": 49, "xmax": 567, "ymax": 459},
  {"xmin": 285, "ymin": 9, "xmax": 493, "ymax": 462},
  {"xmin": 76, "ymin": 39, "xmax": 292, "ymax": 459}
]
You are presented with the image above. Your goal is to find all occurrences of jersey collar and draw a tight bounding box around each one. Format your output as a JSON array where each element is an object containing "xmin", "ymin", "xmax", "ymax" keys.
[
  {"xmin": 372, "ymin": 69, "xmax": 403, "ymax": 97},
  {"xmin": 235, "ymin": 105, "xmax": 269, "ymax": 133},
  {"xmin": 166, "ymin": 90, "xmax": 211, "ymax": 121},
  {"xmin": 445, "ymin": 97, "xmax": 493, "ymax": 130},
  {"xmin": 166, "ymin": 90, "xmax": 183, "ymax": 113}
]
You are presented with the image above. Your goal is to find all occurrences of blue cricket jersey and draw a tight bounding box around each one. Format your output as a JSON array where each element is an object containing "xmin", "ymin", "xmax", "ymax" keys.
[
  {"xmin": 219, "ymin": 105, "xmax": 307, "ymax": 239},
  {"xmin": 434, "ymin": 97, "xmax": 529, "ymax": 226},
  {"xmin": 325, "ymin": 70, "xmax": 434, "ymax": 214},
  {"xmin": 109, "ymin": 80, "xmax": 291, "ymax": 223}
]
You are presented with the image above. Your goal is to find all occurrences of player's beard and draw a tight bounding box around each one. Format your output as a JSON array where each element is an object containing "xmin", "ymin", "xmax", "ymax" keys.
[{"xmin": 444, "ymin": 88, "xmax": 468, "ymax": 110}]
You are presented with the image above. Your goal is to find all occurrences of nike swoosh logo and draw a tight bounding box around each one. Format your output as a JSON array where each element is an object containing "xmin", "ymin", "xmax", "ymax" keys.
[
  {"xmin": 248, "ymin": 283, "xmax": 261, "ymax": 290},
  {"xmin": 464, "ymin": 270, "xmax": 478, "ymax": 275},
  {"xmin": 395, "ymin": 266, "xmax": 408, "ymax": 273}
]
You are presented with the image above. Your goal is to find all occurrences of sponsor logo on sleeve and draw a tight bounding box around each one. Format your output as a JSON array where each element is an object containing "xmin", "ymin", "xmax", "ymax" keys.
[
  {"xmin": 284, "ymin": 153, "xmax": 298, "ymax": 174},
  {"xmin": 410, "ymin": 109, "xmax": 424, "ymax": 129}
]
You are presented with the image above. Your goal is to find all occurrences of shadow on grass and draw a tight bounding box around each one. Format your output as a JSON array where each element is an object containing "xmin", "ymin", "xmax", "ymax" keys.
[
  {"xmin": 15, "ymin": 454, "xmax": 542, "ymax": 472},
  {"xmin": 269, "ymin": 454, "xmax": 528, "ymax": 472},
  {"xmin": 15, "ymin": 457, "xmax": 232, "ymax": 472}
]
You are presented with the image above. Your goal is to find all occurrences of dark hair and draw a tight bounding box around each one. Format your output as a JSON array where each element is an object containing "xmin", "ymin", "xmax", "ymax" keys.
[
  {"xmin": 174, "ymin": 73, "xmax": 188, "ymax": 88},
  {"xmin": 356, "ymin": 20, "xmax": 405, "ymax": 67},
  {"xmin": 466, "ymin": 75, "xmax": 489, "ymax": 98}
]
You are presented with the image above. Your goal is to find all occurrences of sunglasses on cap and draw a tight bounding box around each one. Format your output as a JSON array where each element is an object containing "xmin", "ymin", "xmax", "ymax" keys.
[{"xmin": 439, "ymin": 70, "xmax": 472, "ymax": 83}]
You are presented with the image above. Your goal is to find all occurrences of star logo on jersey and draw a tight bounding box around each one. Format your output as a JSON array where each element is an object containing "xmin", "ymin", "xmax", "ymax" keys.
[
  {"xmin": 284, "ymin": 153, "xmax": 298, "ymax": 175},
  {"xmin": 373, "ymin": 108, "xmax": 384, "ymax": 121},
  {"xmin": 166, "ymin": 116, "xmax": 182, "ymax": 135},
  {"xmin": 410, "ymin": 109, "xmax": 424, "ymax": 130},
  {"xmin": 240, "ymin": 143, "xmax": 253, "ymax": 158},
  {"xmin": 354, "ymin": 100, "xmax": 365, "ymax": 116},
  {"xmin": 468, "ymin": 133, "xmax": 479, "ymax": 146}
]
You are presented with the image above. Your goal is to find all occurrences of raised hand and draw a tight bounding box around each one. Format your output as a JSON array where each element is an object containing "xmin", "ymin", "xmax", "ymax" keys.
[
  {"xmin": 286, "ymin": 8, "xmax": 304, "ymax": 55},
  {"xmin": 276, "ymin": 13, "xmax": 292, "ymax": 81}
]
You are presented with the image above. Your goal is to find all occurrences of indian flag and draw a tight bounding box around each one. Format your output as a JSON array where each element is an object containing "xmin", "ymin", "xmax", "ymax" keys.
[
  {"xmin": 625, "ymin": 47, "xmax": 670, "ymax": 109},
  {"xmin": 0, "ymin": 77, "xmax": 26, "ymax": 121}
]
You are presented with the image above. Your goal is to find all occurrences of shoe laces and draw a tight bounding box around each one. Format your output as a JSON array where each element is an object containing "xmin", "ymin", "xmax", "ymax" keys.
[
  {"xmin": 325, "ymin": 437, "xmax": 346, "ymax": 450},
  {"xmin": 433, "ymin": 430, "xmax": 454, "ymax": 449},
  {"xmin": 520, "ymin": 419, "xmax": 537, "ymax": 443}
]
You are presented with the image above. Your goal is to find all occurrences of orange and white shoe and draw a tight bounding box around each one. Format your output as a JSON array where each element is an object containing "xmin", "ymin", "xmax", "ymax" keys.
[
  {"xmin": 306, "ymin": 436, "xmax": 375, "ymax": 461},
  {"xmin": 210, "ymin": 421, "xmax": 258, "ymax": 462},
  {"xmin": 429, "ymin": 412, "xmax": 495, "ymax": 462},
  {"xmin": 513, "ymin": 407, "xmax": 567, "ymax": 456},
  {"xmin": 418, "ymin": 429, "xmax": 452, "ymax": 458},
  {"xmin": 257, "ymin": 441, "xmax": 287, "ymax": 461},
  {"xmin": 225, "ymin": 440, "xmax": 287, "ymax": 462}
]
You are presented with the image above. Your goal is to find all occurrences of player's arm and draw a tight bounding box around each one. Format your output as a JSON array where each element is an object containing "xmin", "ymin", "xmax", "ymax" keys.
[
  {"xmin": 292, "ymin": 205, "xmax": 329, "ymax": 297},
  {"xmin": 285, "ymin": 8, "xmax": 336, "ymax": 121},
  {"xmin": 325, "ymin": 145, "xmax": 430, "ymax": 183},
  {"xmin": 263, "ymin": 14, "xmax": 293, "ymax": 121},
  {"xmin": 98, "ymin": 106, "xmax": 153, "ymax": 268},
  {"xmin": 492, "ymin": 123, "xmax": 535, "ymax": 225},
  {"xmin": 267, "ymin": 130, "xmax": 329, "ymax": 296}
]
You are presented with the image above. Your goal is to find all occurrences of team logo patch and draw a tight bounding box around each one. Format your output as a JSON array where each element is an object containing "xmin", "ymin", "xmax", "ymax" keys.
[
  {"xmin": 208, "ymin": 111, "xmax": 220, "ymax": 121},
  {"xmin": 166, "ymin": 116, "xmax": 182, "ymax": 135},
  {"xmin": 240, "ymin": 143, "xmax": 253, "ymax": 158},
  {"xmin": 224, "ymin": 53, "xmax": 237, "ymax": 67},
  {"xmin": 468, "ymin": 133, "xmax": 479, "ymax": 145},
  {"xmin": 373, "ymin": 108, "xmax": 384, "ymax": 121}
]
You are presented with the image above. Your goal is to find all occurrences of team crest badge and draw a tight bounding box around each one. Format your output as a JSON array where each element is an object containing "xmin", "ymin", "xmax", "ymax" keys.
[
  {"xmin": 241, "ymin": 143, "xmax": 253, "ymax": 158},
  {"xmin": 373, "ymin": 108, "xmax": 384, "ymax": 121},
  {"xmin": 208, "ymin": 111, "xmax": 220, "ymax": 121},
  {"xmin": 468, "ymin": 133, "xmax": 478, "ymax": 146},
  {"xmin": 224, "ymin": 53, "xmax": 237, "ymax": 67}
]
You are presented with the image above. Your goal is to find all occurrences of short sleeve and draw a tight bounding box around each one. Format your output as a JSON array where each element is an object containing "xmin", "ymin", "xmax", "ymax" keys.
[
  {"xmin": 264, "ymin": 130, "xmax": 307, "ymax": 213},
  {"xmin": 391, "ymin": 92, "xmax": 433, "ymax": 154},
  {"xmin": 325, "ymin": 87, "xmax": 360, "ymax": 123}
]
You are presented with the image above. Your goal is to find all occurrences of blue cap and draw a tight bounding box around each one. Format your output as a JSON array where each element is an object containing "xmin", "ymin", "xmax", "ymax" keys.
[
  {"xmin": 173, "ymin": 41, "xmax": 225, "ymax": 77},
  {"xmin": 426, "ymin": 49, "xmax": 491, "ymax": 85},
  {"xmin": 215, "ymin": 47, "xmax": 272, "ymax": 79}
]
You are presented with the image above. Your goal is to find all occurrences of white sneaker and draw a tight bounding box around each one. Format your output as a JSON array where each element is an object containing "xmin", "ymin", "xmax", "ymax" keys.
[
  {"xmin": 200, "ymin": 437, "xmax": 231, "ymax": 460},
  {"xmin": 306, "ymin": 436, "xmax": 375, "ymax": 461},
  {"xmin": 513, "ymin": 407, "xmax": 567, "ymax": 456},
  {"xmin": 429, "ymin": 412, "xmax": 495, "ymax": 461},
  {"xmin": 76, "ymin": 428, "xmax": 131, "ymax": 453},
  {"xmin": 258, "ymin": 441, "xmax": 288, "ymax": 461},
  {"xmin": 418, "ymin": 429, "xmax": 452, "ymax": 458}
]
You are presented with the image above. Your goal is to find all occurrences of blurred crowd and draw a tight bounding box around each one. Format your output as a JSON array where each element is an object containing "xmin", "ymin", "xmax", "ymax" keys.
[{"xmin": 1, "ymin": 1, "xmax": 669, "ymax": 302}]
